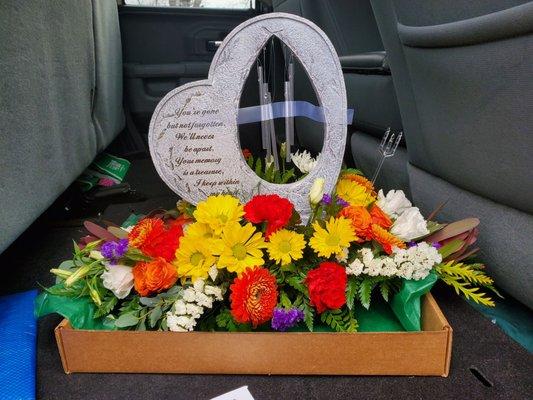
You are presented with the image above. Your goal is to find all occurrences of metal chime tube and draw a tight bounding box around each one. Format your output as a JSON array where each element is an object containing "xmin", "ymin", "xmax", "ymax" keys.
[{"xmin": 284, "ymin": 53, "xmax": 295, "ymax": 162}]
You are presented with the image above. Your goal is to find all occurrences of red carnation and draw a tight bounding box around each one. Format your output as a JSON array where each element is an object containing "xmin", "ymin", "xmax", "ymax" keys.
[
  {"xmin": 128, "ymin": 217, "xmax": 184, "ymax": 262},
  {"xmin": 305, "ymin": 262, "xmax": 347, "ymax": 314},
  {"xmin": 230, "ymin": 267, "xmax": 278, "ymax": 327},
  {"xmin": 244, "ymin": 194, "xmax": 294, "ymax": 239}
]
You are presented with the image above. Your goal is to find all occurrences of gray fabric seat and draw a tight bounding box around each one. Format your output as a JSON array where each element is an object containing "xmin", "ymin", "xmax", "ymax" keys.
[
  {"xmin": 273, "ymin": 0, "xmax": 408, "ymax": 193},
  {"xmin": 370, "ymin": 0, "xmax": 533, "ymax": 308},
  {"xmin": 0, "ymin": 0, "xmax": 124, "ymax": 253}
]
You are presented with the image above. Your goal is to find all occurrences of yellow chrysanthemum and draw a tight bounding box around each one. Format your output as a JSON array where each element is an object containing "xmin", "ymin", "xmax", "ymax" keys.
[
  {"xmin": 193, "ymin": 194, "xmax": 244, "ymax": 235},
  {"xmin": 267, "ymin": 229, "xmax": 306, "ymax": 266},
  {"xmin": 341, "ymin": 172, "xmax": 376, "ymax": 196},
  {"xmin": 185, "ymin": 222, "xmax": 216, "ymax": 240},
  {"xmin": 336, "ymin": 178, "xmax": 374, "ymax": 207},
  {"xmin": 215, "ymin": 222, "xmax": 266, "ymax": 275},
  {"xmin": 309, "ymin": 217, "xmax": 357, "ymax": 258},
  {"xmin": 174, "ymin": 235, "xmax": 216, "ymax": 281}
]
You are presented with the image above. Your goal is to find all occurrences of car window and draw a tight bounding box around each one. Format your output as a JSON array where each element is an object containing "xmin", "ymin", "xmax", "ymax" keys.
[{"xmin": 124, "ymin": 0, "xmax": 255, "ymax": 9}]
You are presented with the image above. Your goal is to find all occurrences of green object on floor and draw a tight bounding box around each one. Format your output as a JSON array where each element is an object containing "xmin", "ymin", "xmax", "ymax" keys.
[
  {"xmin": 391, "ymin": 271, "xmax": 438, "ymax": 331},
  {"xmin": 77, "ymin": 153, "xmax": 131, "ymax": 191}
]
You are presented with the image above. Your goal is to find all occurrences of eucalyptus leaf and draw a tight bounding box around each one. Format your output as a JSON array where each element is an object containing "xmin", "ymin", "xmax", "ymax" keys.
[{"xmin": 115, "ymin": 312, "xmax": 139, "ymax": 328}]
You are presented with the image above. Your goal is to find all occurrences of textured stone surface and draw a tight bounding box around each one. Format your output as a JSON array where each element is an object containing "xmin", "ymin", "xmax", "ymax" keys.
[{"xmin": 148, "ymin": 13, "xmax": 347, "ymax": 218}]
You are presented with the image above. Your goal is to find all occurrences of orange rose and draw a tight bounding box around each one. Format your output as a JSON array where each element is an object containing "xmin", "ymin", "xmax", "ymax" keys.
[
  {"xmin": 133, "ymin": 257, "xmax": 178, "ymax": 297},
  {"xmin": 339, "ymin": 205, "xmax": 372, "ymax": 242},
  {"xmin": 370, "ymin": 204, "xmax": 392, "ymax": 229}
]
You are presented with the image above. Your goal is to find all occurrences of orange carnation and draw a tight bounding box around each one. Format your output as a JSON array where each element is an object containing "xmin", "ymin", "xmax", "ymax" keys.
[
  {"xmin": 230, "ymin": 267, "xmax": 278, "ymax": 328},
  {"xmin": 128, "ymin": 217, "xmax": 183, "ymax": 262},
  {"xmin": 371, "ymin": 224, "xmax": 406, "ymax": 255},
  {"xmin": 370, "ymin": 204, "xmax": 392, "ymax": 229},
  {"xmin": 342, "ymin": 173, "xmax": 376, "ymax": 196},
  {"xmin": 339, "ymin": 205, "xmax": 372, "ymax": 242},
  {"xmin": 133, "ymin": 257, "xmax": 178, "ymax": 297}
]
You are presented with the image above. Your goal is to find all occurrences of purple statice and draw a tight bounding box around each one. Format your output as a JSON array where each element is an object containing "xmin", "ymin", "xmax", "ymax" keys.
[
  {"xmin": 101, "ymin": 239, "xmax": 128, "ymax": 264},
  {"xmin": 431, "ymin": 242, "xmax": 442, "ymax": 249},
  {"xmin": 407, "ymin": 241, "xmax": 417, "ymax": 248},
  {"xmin": 271, "ymin": 308, "xmax": 304, "ymax": 332},
  {"xmin": 321, "ymin": 193, "xmax": 332, "ymax": 205},
  {"xmin": 336, "ymin": 197, "xmax": 349, "ymax": 208}
]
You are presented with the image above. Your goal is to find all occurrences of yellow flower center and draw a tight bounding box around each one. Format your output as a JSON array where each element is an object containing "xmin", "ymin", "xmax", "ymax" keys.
[
  {"xmin": 218, "ymin": 214, "xmax": 228, "ymax": 223},
  {"xmin": 278, "ymin": 241, "xmax": 292, "ymax": 254},
  {"xmin": 232, "ymin": 243, "xmax": 247, "ymax": 260},
  {"xmin": 326, "ymin": 234, "xmax": 340, "ymax": 247},
  {"xmin": 190, "ymin": 252, "xmax": 204, "ymax": 266}
]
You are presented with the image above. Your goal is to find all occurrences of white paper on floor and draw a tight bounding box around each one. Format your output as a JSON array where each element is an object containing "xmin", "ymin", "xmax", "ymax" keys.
[{"xmin": 209, "ymin": 386, "xmax": 255, "ymax": 400}]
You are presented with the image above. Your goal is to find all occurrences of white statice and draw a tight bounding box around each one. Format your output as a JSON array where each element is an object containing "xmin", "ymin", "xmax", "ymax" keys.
[
  {"xmin": 390, "ymin": 207, "xmax": 429, "ymax": 241},
  {"xmin": 101, "ymin": 264, "xmax": 134, "ymax": 299},
  {"xmin": 291, "ymin": 150, "xmax": 318, "ymax": 174},
  {"xmin": 336, "ymin": 247, "xmax": 349, "ymax": 263},
  {"xmin": 393, "ymin": 242, "xmax": 442, "ymax": 280},
  {"xmin": 376, "ymin": 189, "xmax": 412, "ymax": 218},
  {"xmin": 166, "ymin": 279, "xmax": 224, "ymax": 332},
  {"xmin": 347, "ymin": 243, "xmax": 442, "ymax": 281},
  {"xmin": 346, "ymin": 258, "xmax": 364, "ymax": 276}
]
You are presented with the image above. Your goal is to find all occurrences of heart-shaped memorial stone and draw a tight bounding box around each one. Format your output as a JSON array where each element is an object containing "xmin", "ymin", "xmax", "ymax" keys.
[{"xmin": 148, "ymin": 12, "xmax": 347, "ymax": 219}]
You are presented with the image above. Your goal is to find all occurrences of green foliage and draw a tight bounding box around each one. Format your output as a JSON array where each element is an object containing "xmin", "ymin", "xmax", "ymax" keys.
[
  {"xmin": 215, "ymin": 308, "xmax": 251, "ymax": 332},
  {"xmin": 358, "ymin": 277, "xmax": 377, "ymax": 310},
  {"xmin": 436, "ymin": 261, "xmax": 497, "ymax": 307},
  {"xmin": 379, "ymin": 281, "xmax": 391, "ymax": 302},
  {"xmin": 320, "ymin": 308, "xmax": 358, "ymax": 333},
  {"xmin": 345, "ymin": 277, "xmax": 359, "ymax": 310},
  {"xmin": 301, "ymin": 300, "xmax": 315, "ymax": 332}
]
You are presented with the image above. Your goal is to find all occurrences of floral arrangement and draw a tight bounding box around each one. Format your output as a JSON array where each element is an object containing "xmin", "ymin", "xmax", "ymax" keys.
[{"xmin": 36, "ymin": 169, "xmax": 498, "ymax": 333}]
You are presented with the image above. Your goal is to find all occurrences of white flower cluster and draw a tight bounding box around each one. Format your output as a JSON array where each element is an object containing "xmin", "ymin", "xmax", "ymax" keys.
[
  {"xmin": 376, "ymin": 189, "xmax": 429, "ymax": 241},
  {"xmin": 346, "ymin": 242, "xmax": 442, "ymax": 281},
  {"xmin": 166, "ymin": 279, "xmax": 223, "ymax": 332},
  {"xmin": 291, "ymin": 150, "xmax": 318, "ymax": 174}
]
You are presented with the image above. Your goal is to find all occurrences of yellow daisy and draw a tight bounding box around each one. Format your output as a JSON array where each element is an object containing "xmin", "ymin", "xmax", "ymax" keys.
[
  {"xmin": 267, "ymin": 229, "xmax": 306, "ymax": 266},
  {"xmin": 215, "ymin": 222, "xmax": 266, "ymax": 275},
  {"xmin": 174, "ymin": 235, "xmax": 217, "ymax": 281},
  {"xmin": 309, "ymin": 217, "xmax": 357, "ymax": 258},
  {"xmin": 185, "ymin": 222, "xmax": 216, "ymax": 240},
  {"xmin": 336, "ymin": 178, "xmax": 374, "ymax": 207},
  {"xmin": 193, "ymin": 194, "xmax": 244, "ymax": 235}
]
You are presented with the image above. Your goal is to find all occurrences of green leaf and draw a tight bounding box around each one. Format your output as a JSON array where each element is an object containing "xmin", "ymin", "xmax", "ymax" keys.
[
  {"xmin": 115, "ymin": 312, "xmax": 139, "ymax": 328},
  {"xmin": 94, "ymin": 295, "xmax": 118, "ymax": 319},
  {"xmin": 438, "ymin": 239, "xmax": 464, "ymax": 259},
  {"xmin": 280, "ymin": 291, "xmax": 292, "ymax": 308},
  {"xmin": 287, "ymin": 276, "xmax": 307, "ymax": 294},
  {"xmin": 320, "ymin": 309, "xmax": 358, "ymax": 332},
  {"xmin": 358, "ymin": 278, "xmax": 375, "ymax": 310},
  {"xmin": 379, "ymin": 281, "xmax": 391, "ymax": 302},
  {"xmin": 215, "ymin": 308, "xmax": 250, "ymax": 332},
  {"xmin": 301, "ymin": 301, "xmax": 314, "ymax": 332},
  {"xmin": 346, "ymin": 277, "xmax": 359, "ymax": 310},
  {"xmin": 254, "ymin": 158, "xmax": 262, "ymax": 177},
  {"xmin": 149, "ymin": 306, "xmax": 163, "ymax": 328},
  {"xmin": 281, "ymin": 169, "xmax": 295, "ymax": 184}
]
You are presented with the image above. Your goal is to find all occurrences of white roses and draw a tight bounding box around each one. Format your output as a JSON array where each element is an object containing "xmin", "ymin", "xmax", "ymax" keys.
[
  {"xmin": 391, "ymin": 207, "xmax": 430, "ymax": 241},
  {"xmin": 309, "ymin": 177, "xmax": 325, "ymax": 205},
  {"xmin": 376, "ymin": 189, "xmax": 412, "ymax": 218},
  {"xmin": 377, "ymin": 189, "xmax": 429, "ymax": 241},
  {"xmin": 101, "ymin": 264, "xmax": 134, "ymax": 299}
]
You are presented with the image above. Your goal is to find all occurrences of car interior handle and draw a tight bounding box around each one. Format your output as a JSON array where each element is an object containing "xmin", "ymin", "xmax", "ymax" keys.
[{"xmin": 206, "ymin": 40, "xmax": 223, "ymax": 51}]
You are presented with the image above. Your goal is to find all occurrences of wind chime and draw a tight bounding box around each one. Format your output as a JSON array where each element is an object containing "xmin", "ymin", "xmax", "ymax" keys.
[{"xmin": 256, "ymin": 39, "xmax": 295, "ymax": 171}]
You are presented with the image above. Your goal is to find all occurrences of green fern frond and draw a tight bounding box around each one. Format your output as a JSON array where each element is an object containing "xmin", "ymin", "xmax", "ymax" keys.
[
  {"xmin": 320, "ymin": 309, "xmax": 358, "ymax": 332},
  {"xmin": 345, "ymin": 277, "xmax": 359, "ymax": 310},
  {"xmin": 379, "ymin": 281, "xmax": 391, "ymax": 302},
  {"xmin": 437, "ymin": 261, "xmax": 494, "ymax": 286},
  {"xmin": 358, "ymin": 278, "xmax": 376, "ymax": 309},
  {"xmin": 440, "ymin": 275, "xmax": 495, "ymax": 307},
  {"xmin": 302, "ymin": 301, "xmax": 314, "ymax": 332}
]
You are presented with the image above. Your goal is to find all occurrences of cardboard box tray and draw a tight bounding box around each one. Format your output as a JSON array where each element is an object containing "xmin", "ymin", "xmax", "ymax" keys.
[{"xmin": 54, "ymin": 293, "xmax": 452, "ymax": 376}]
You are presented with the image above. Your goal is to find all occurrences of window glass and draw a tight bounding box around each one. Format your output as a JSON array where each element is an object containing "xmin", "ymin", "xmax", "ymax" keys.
[{"xmin": 124, "ymin": 0, "xmax": 255, "ymax": 9}]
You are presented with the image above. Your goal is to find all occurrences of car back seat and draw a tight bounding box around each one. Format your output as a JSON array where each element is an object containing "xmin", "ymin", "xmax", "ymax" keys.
[{"xmin": 0, "ymin": 0, "xmax": 124, "ymax": 253}]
